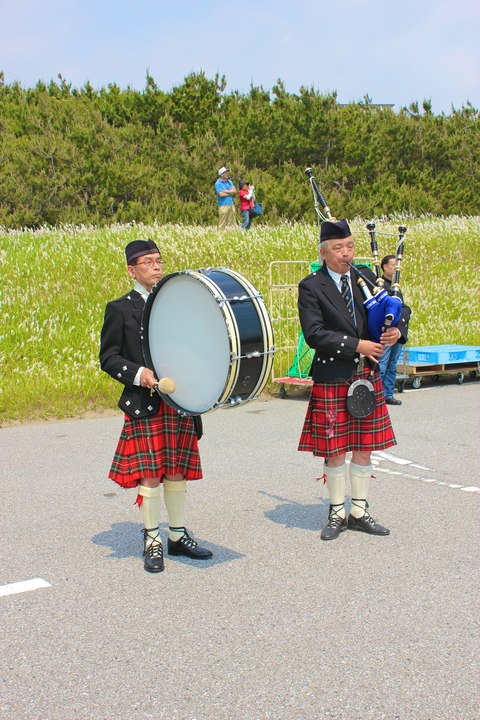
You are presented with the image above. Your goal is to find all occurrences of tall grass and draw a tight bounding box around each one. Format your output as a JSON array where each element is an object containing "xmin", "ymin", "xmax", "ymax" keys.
[{"xmin": 1, "ymin": 217, "xmax": 479, "ymax": 423}]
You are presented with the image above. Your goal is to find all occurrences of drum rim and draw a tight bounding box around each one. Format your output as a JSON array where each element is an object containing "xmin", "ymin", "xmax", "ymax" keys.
[{"xmin": 216, "ymin": 268, "xmax": 275, "ymax": 402}]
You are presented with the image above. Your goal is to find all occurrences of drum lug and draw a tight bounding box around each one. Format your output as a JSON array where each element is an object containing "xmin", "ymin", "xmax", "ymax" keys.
[
  {"xmin": 197, "ymin": 266, "xmax": 224, "ymax": 274},
  {"xmin": 230, "ymin": 292, "xmax": 264, "ymax": 303}
]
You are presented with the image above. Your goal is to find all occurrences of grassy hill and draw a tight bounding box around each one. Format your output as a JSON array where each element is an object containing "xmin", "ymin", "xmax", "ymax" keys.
[{"xmin": 1, "ymin": 216, "xmax": 478, "ymax": 423}]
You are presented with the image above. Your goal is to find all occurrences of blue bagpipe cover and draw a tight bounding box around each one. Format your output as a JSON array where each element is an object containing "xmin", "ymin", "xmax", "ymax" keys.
[{"xmin": 362, "ymin": 289, "xmax": 402, "ymax": 343}]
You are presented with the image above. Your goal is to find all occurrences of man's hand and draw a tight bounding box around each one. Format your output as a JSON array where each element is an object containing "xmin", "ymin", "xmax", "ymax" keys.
[
  {"xmin": 140, "ymin": 367, "xmax": 157, "ymax": 387},
  {"xmin": 380, "ymin": 326, "xmax": 401, "ymax": 347},
  {"xmin": 356, "ymin": 339, "xmax": 386, "ymax": 364}
]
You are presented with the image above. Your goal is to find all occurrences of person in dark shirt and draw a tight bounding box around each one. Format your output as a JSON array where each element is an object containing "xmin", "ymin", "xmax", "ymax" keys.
[
  {"xmin": 100, "ymin": 238, "xmax": 213, "ymax": 572},
  {"xmin": 297, "ymin": 220, "xmax": 409, "ymax": 541}
]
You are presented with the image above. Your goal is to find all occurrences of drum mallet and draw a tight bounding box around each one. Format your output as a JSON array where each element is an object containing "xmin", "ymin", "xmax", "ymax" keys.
[{"xmin": 151, "ymin": 377, "xmax": 177, "ymax": 395}]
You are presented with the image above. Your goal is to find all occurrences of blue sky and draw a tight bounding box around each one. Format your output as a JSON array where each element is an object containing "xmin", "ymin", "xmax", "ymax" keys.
[{"xmin": 1, "ymin": 0, "xmax": 478, "ymax": 114}]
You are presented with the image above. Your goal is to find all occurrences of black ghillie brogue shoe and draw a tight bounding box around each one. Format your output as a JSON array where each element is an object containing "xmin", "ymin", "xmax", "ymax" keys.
[
  {"xmin": 167, "ymin": 527, "xmax": 213, "ymax": 559},
  {"xmin": 320, "ymin": 504, "xmax": 348, "ymax": 541},
  {"xmin": 142, "ymin": 527, "xmax": 165, "ymax": 573},
  {"xmin": 348, "ymin": 501, "xmax": 390, "ymax": 536}
]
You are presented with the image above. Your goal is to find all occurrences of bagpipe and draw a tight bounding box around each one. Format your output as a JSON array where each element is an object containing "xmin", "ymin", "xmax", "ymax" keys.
[{"xmin": 305, "ymin": 168, "xmax": 406, "ymax": 343}]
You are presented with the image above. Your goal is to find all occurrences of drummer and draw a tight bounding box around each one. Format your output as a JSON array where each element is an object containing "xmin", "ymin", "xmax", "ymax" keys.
[{"xmin": 100, "ymin": 238, "xmax": 213, "ymax": 573}]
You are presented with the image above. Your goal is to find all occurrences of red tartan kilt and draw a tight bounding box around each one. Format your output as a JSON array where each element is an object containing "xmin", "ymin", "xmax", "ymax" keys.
[
  {"xmin": 298, "ymin": 369, "xmax": 396, "ymax": 458},
  {"xmin": 108, "ymin": 401, "xmax": 202, "ymax": 488}
]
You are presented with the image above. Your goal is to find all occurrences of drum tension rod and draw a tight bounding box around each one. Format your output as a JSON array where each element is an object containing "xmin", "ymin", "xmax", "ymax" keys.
[
  {"xmin": 230, "ymin": 347, "xmax": 275, "ymax": 363},
  {"xmin": 231, "ymin": 351, "xmax": 261, "ymax": 361}
]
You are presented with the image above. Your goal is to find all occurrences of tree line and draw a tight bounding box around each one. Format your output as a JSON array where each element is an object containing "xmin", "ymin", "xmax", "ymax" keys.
[{"xmin": 0, "ymin": 71, "xmax": 478, "ymax": 229}]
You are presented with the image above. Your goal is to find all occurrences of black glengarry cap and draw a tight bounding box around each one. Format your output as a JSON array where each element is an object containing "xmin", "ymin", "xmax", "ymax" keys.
[
  {"xmin": 125, "ymin": 238, "xmax": 160, "ymax": 264},
  {"xmin": 320, "ymin": 218, "xmax": 351, "ymax": 242}
]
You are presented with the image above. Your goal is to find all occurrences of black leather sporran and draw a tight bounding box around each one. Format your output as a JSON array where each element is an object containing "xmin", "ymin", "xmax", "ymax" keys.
[{"xmin": 346, "ymin": 378, "xmax": 376, "ymax": 418}]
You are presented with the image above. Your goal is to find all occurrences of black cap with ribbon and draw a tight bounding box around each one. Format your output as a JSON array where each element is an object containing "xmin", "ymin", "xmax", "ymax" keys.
[
  {"xmin": 125, "ymin": 238, "xmax": 160, "ymax": 264},
  {"xmin": 320, "ymin": 218, "xmax": 352, "ymax": 242}
]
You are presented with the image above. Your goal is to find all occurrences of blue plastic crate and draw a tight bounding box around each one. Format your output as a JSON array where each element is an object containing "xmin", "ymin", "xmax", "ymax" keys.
[{"xmin": 400, "ymin": 345, "xmax": 480, "ymax": 365}]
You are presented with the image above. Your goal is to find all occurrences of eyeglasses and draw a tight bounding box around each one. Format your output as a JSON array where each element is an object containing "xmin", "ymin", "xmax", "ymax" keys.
[{"xmin": 135, "ymin": 259, "xmax": 165, "ymax": 269}]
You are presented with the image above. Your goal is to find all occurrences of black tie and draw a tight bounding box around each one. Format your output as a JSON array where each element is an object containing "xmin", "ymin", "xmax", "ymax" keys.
[{"xmin": 341, "ymin": 275, "xmax": 355, "ymax": 324}]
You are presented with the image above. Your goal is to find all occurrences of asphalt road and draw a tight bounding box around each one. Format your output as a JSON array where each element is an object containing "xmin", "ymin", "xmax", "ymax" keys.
[{"xmin": 1, "ymin": 379, "xmax": 479, "ymax": 720}]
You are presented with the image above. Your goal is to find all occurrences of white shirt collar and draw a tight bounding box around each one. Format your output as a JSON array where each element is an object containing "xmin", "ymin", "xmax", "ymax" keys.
[
  {"xmin": 133, "ymin": 281, "xmax": 150, "ymax": 302},
  {"xmin": 326, "ymin": 266, "xmax": 351, "ymax": 289}
]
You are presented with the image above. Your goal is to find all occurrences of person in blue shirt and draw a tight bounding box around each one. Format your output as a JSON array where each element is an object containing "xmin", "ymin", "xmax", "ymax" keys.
[{"xmin": 215, "ymin": 167, "xmax": 236, "ymax": 231}]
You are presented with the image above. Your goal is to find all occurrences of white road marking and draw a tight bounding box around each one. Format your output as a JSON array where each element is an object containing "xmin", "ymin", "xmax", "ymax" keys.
[
  {"xmin": 402, "ymin": 384, "xmax": 472, "ymax": 393},
  {"xmin": 0, "ymin": 578, "xmax": 51, "ymax": 598},
  {"xmin": 374, "ymin": 450, "xmax": 433, "ymax": 469},
  {"xmin": 371, "ymin": 452, "xmax": 479, "ymax": 493}
]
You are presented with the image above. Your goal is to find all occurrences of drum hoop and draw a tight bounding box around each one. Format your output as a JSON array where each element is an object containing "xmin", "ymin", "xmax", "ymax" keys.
[{"xmin": 215, "ymin": 268, "xmax": 275, "ymax": 399}]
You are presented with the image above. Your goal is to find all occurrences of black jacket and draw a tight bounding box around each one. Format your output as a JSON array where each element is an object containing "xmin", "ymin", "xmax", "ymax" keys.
[
  {"xmin": 298, "ymin": 264, "xmax": 409, "ymax": 383},
  {"xmin": 99, "ymin": 290, "xmax": 161, "ymax": 419}
]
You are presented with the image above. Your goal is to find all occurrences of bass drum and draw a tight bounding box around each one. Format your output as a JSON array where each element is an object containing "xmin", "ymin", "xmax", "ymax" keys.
[{"xmin": 142, "ymin": 267, "xmax": 274, "ymax": 415}]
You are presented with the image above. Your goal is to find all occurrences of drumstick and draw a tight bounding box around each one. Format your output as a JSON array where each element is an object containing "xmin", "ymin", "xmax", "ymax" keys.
[{"xmin": 155, "ymin": 377, "xmax": 177, "ymax": 394}]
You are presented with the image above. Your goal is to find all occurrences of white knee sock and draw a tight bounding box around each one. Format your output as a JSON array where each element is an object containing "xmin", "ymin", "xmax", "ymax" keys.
[
  {"xmin": 349, "ymin": 462, "xmax": 371, "ymax": 518},
  {"xmin": 163, "ymin": 479, "xmax": 186, "ymax": 541},
  {"xmin": 138, "ymin": 485, "xmax": 162, "ymax": 546},
  {"xmin": 324, "ymin": 463, "xmax": 347, "ymax": 519}
]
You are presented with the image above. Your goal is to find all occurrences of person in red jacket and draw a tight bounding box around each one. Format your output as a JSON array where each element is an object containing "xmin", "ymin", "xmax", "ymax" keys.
[{"xmin": 238, "ymin": 179, "xmax": 255, "ymax": 230}]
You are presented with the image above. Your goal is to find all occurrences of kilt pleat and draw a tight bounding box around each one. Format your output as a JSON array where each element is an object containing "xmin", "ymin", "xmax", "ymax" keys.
[
  {"xmin": 108, "ymin": 401, "xmax": 202, "ymax": 488},
  {"xmin": 298, "ymin": 368, "xmax": 396, "ymax": 458}
]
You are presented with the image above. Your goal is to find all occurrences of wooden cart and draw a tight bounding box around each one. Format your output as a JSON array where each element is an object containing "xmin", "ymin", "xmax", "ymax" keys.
[{"xmin": 396, "ymin": 345, "xmax": 480, "ymax": 391}]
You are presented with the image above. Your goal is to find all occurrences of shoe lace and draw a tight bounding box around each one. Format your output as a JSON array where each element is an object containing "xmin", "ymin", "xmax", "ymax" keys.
[
  {"xmin": 327, "ymin": 504, "xmax": 345, "ymax": 528},
  {"xmin": 351, "ymin": 499, "xmax": 375, "ymax": 523},
  {"xmin": 143, "ymin": 527, "xmax": 163, "ymax": 557},
  {"xmin": 181, "ymin": 533, "xmax": 197, "ymax": 549},
  {"xmin": 147, "ymin": 539, "xmax": 163, "ymax": 558},
  {"xmin": 170, "ymin": 526, "xmax": 198, "ymax": 549}
]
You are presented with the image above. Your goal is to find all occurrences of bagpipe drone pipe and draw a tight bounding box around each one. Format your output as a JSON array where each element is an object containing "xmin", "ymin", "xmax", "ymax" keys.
[{"xmin": 305, "ymin": 168, "xmax": 406, "ymax": 343}]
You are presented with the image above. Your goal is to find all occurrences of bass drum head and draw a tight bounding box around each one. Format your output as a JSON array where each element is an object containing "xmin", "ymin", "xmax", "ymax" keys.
[{"xmin": 143, "ymin": 273, "xmax": 233, "ymax": 415}]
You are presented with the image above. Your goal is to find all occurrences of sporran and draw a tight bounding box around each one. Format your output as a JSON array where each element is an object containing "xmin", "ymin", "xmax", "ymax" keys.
[{"xmin": 346, "ymin": 378, "xmax": 376, "ymax": 419}]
